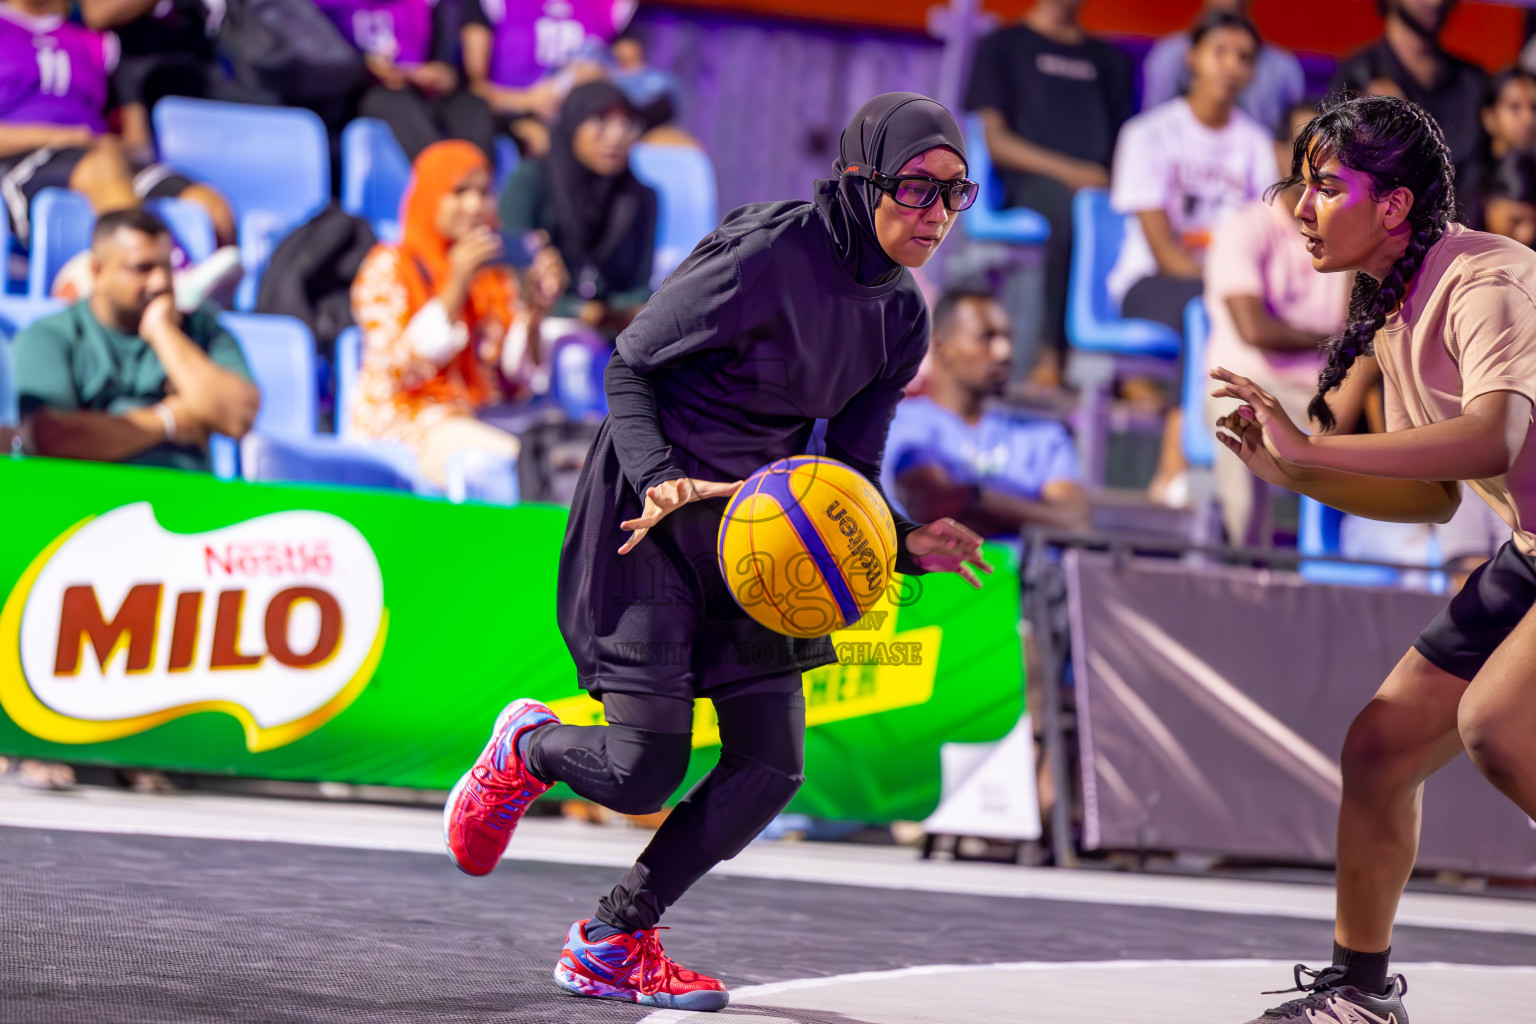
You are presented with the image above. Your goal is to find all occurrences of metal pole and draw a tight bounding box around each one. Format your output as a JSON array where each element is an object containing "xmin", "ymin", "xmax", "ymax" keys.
[{"xmin": 1022, "ymin": 531, "xmax": 1077, "ymax": 868}]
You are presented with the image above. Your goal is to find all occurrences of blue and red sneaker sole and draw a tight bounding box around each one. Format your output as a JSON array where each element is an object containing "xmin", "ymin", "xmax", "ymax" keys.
[{"xmin": 553, "ymin": 962, "xmax": 730, "ymax": 1011}]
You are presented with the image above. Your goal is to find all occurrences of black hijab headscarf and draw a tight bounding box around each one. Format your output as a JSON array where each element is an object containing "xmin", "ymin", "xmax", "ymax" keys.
[
  {"xmin": 547, "ymin": 81, "xmax": 649, "ymax": 298},
  {"xmin": 813, "ymin": 92, "xmax": 967, "ymax": 288}
]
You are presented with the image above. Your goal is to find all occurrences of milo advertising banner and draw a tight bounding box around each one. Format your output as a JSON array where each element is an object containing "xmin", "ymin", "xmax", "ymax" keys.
[{"xmin": 0, "ymin": 456, "xmax": 1024, "ymax": 822}]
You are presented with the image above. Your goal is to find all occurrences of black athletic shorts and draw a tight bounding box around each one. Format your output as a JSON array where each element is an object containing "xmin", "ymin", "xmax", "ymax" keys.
[
  {"xmin": 0, "ymin": 147, "xmax": 193, "ymax": 245},
  {"xmin": 1413, "ymin": 539, "xmax": 1536, "ymax": 681}
]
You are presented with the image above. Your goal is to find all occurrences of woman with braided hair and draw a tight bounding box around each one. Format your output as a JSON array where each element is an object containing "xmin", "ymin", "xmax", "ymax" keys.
[{"xmin": 1216, "ymin": 93, "xmax": 1536, "ymax": 1024}]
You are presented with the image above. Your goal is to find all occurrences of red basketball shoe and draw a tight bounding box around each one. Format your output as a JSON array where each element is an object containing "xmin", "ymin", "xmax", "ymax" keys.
[
  {"xmin": 553, "ymin": 920, "xmax": 730, "ymax": 1012},
  {"xmin": 442, "ymin": 698, "xmax": 558, "ymax": 876}
]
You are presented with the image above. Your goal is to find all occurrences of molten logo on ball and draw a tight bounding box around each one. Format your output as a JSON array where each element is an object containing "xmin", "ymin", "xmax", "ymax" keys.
[{"xmin": 717, "ymin": 456, "xmax": 898, "ymax": 638}]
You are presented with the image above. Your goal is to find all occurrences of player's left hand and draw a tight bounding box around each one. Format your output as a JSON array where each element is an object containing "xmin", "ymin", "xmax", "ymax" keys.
[
  {"xmin": 906, "ymin": 518, "xmax": 992, "ymax": 589},
  {"xmin": 619, "ymin": 476, "xmax": 745, "ymax": 555},
  {"xmin": 1209, "ymin": 366, "xmax": 1310, "ymax": 464}
]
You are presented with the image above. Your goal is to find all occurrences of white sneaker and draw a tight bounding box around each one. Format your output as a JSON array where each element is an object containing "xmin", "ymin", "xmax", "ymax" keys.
[{"xmin": 174, "ymin": 245, "xmax": 243, "ymax": 311}]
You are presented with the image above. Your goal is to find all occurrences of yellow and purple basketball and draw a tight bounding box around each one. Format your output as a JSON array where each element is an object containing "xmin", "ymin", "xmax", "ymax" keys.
[{"xmin": 716, "ymin": 455, "xmax": 898, "ymax": 638}]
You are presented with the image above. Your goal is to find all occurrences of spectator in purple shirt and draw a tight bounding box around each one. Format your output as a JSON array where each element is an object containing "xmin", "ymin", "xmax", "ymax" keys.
[
  {"xmin": 881, "ymin": 289, "xmax": 1090, "ymax": 539},
  {"xmin": 461, "ymin": 0, "xmax": 634, "ymax": 156},
  {"xmin": 316, "ymin": 0, "xmax": 497, "ymax": 160},
  {"xmin": 0, "ymin": 0, "xmax": 236, "ymax": 253}
]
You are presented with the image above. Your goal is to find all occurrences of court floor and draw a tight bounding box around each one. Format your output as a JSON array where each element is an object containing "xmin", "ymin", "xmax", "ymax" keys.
[{"xmin": 1, "ymin": 787, "xmax": 1532, "ymax": 1023}]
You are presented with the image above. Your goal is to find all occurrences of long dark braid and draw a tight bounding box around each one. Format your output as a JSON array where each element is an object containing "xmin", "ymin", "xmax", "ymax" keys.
[{"xmin": 1269, "ymin": 95, "xmax": 1457, "ymax": 431}]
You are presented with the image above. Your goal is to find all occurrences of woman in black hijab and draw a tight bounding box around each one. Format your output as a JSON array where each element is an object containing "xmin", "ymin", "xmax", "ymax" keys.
[
  {"xmin": 445, "ymin": 92, "xmax": 989, "ymax": 1012},
  {"xmin": 499, "ymin": 81, "xmax": 659, "ymax": 338}
]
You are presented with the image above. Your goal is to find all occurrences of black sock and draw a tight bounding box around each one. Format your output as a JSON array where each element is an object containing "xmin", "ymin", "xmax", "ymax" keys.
[
  {"xmin": 584, "ymin": 919, "xmax": 627, "ymax": 942},
  {"xmin": 1333, "ymin": 941, "xmax": 1391, "ymax": 996},
  {"xmin": 516, "ymin": 724, "xmax": 551, "ymax": 783}
]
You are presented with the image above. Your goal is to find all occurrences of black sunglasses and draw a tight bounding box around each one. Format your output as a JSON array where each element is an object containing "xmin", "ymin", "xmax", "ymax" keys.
[{"xmin": 843, "ymin": 165, "xmax": 979, "ymax": 212}]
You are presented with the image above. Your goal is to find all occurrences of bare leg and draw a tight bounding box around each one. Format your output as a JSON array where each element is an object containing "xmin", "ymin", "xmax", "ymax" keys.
[
  {"xmin": 68, "ymin": 136, "xmax": 137, "ymax": 214},
  {"xmin": 1334, "ymin": 647, "xmax": 1467, "ymax": 953},
  {"xmin": 176, "ymin": 183, "xmax": 237, "ymax": 247},
  {"xmin": 1458, "ymin": 605, "xmax": 1536, "ymax": 816}
]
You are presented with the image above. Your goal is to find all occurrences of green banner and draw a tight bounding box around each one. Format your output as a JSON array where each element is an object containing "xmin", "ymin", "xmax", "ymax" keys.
[{"xmin": 0, "ymin": 456, "xmax": 1023, "ymax": 822}]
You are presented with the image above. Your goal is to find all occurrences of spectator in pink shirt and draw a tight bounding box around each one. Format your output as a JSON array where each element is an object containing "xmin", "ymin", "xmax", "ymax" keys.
[{"xmin": 1204, "ymin": 100, "xmax": 1351, "ymax": 544}]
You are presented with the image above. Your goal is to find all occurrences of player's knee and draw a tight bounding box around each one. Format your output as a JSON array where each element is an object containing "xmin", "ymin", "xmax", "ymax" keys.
[
  {"xmin": 606, "ymin": 734, "xmax": 690, "ymax": 816},
  {"xmin": 1458, "ymin": 699, "xmax": 1523, "ymax": 790},
  {"xmin": 1340, "ymin": 703, "xmax": 1423, "ymax": 801}
]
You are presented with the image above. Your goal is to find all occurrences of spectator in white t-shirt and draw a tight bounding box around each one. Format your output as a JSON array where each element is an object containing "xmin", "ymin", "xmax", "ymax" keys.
[
  {"xmin": 1141, "ymin": 0, "xmax": 1305, "ymax": 134},
  {"xmin": 1107, "ymin": 10, "xmax": 1277, "ymax": 334},
  {"xmin": 1204, "ymin": 100, "xmax": 1350, "ymax": 545}
]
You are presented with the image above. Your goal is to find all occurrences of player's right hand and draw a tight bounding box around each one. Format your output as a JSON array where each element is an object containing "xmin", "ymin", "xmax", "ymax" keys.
[{"xmin": 618, "ymin": 476, "xmax": 744, "ymax": 555}]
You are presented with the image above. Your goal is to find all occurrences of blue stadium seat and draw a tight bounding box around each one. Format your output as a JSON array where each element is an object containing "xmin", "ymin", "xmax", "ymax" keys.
[
  {"xmin": 240, "ymin": 432, "xmax": 421, "ymax": 492},
  {"xmin": 27, "ymin": 189, "xmax": 93, "ymax": 299},
  {"xmin": 1067, "ymin": 189, "xmax": 1183, "ymax": 360},
  {"xmin": 342, "ymin": 119, "xmax": 410, "ymax": 243},
  {"xmin": 152, "ymin": 196, "xmax": 218, "ymax": 264},
  {"xmin": 1298, "ymin": 496, "xmax": 1406, "ymax": 588},
  {"xmin": 27, "ymin": 190, "xmax": 220, "ymax": 298},
  {"xmin": 1065, "ymin": 187, "xmax": 1182, "ymax": 485},
  {"xmin": 219, "ymin": 313, "xmax": 317, "ymax": 439},
  {"xmin": 153, "ymin": 99, "xmax": 330, "ymax": 311},
  {"xmin": 0, "ymin": 295, "xmax": 65, "ymax": 426},
  {"xmin": 153, "ymin": 98, "xmax": 329, "ymax": 229},
  {"xmin": 630, "ymin": 143, "xmax": 717, "ymax": 288},
  {"xmin": 551, "ymin": 335, "xmax": 611, "ymax": 421},
  {"xmin": 445, "ymin": 446, "xmax": 520, "ymax": 505},
  {"xmin": 494, "ymin": 134, "xmax": 520, "ymax": 195},
  {"xmin": 962, "ymin": 114, "xmax": 1049, "ymax": 246},
  {"xmin": 0, "ymin": 294, "xmax": 64, "ymax": 334},
  {"xmin": 1180, "ymin": 297, "xmax": 1214, "ymax": 470},
  {"xmin": 334, "ymin": 325, "xmax": 362, "ymax": 440}
]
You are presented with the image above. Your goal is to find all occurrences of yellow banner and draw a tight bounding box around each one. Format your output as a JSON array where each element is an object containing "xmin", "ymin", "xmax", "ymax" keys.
[{"xmin": 546, "ymin": 581, "xmax": 941, "ymax": 747}]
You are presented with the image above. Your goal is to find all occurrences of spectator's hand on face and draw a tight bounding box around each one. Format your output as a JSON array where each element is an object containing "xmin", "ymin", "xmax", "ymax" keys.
[
  {"xmin": 138, "ymin": 293, "xmax": 182, "ymax": 346},
  {"xmin": 579, "ymin": 300, "xmax": 605, "ymax": 327},
  {"xmin": 447, "ymin": 226, "xmax": 503, "ymax": 286},
  {"xmin": 366, "ymin": 53, "xmax": 409, "ymax": 90},
  {"xmin": 409, "ymin": 62, "xmax": 457, "ymax": 97}
]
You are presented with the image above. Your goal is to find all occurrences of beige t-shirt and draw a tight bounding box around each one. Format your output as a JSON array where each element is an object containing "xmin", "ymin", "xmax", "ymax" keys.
[{"xmin": 1375, "ymin": 223, "xmax": 1536, "ymax": 554}]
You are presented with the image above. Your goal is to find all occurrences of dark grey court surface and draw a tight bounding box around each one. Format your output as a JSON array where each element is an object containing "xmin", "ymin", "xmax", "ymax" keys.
[{"xmin": 2, "ymin": 827, "xmax": 1534, "ymax": 1023}]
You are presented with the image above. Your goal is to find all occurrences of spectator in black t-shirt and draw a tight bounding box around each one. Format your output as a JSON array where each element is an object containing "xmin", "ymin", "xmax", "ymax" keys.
[
  {"xmin": 964, "ymin": 0, "xmax": 1133, "ymax": 388},
  {"xmin": 1330, "ymin": 0, "xmax": 1487, "ymax": 208},
  {"xmin": 78, "ymin": 0, "xmax": 220, "ymax": 168}
]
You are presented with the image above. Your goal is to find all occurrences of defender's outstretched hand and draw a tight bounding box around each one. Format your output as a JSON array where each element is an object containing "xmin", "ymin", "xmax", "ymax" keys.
[
  {"xmin": 619, "ymin": 477, "xmax": 745, "ymax": 554},
  {"xmin": 1209, "ymin": 366, "xmax": 1310, "ymax": 464},
  {"xmin": 906, "ymin": 518, "xmax": 992, "ymax": 589}
]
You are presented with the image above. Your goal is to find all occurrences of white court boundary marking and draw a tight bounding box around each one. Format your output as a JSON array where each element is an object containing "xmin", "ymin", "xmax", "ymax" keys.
[
  {"xmin": 635, "ymin": 960, "xmax": 1536, "ymax": 1023},
  {"xmin": 4, "ymin": 789, "xmax": 1536, "ymax": 936}
]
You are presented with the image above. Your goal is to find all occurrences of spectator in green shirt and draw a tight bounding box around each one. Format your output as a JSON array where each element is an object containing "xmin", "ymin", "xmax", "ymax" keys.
[{"xmin": 14, "ymin": 207, "xmax": 259, "ymax": 472}]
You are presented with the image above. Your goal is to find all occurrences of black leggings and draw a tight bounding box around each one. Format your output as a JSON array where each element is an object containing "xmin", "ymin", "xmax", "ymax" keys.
[{"xmin": 525, "ymin": 684, "xmax": 806, "ymax": 932}]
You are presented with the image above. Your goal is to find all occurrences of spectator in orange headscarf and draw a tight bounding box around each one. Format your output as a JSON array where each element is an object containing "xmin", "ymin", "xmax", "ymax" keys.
[{"xmin": 351, "ymin": 139, "xmax": 565, "ymax": 485}]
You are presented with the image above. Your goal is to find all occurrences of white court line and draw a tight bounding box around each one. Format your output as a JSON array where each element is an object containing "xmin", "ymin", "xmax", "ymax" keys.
[
  {"xmin": 636, "ymin": 961, "xmax": 1536, "ymax": 1024},
  {"xmin": 3, "ymin": 787, "xmax": 1536, "ymax": 937}
]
